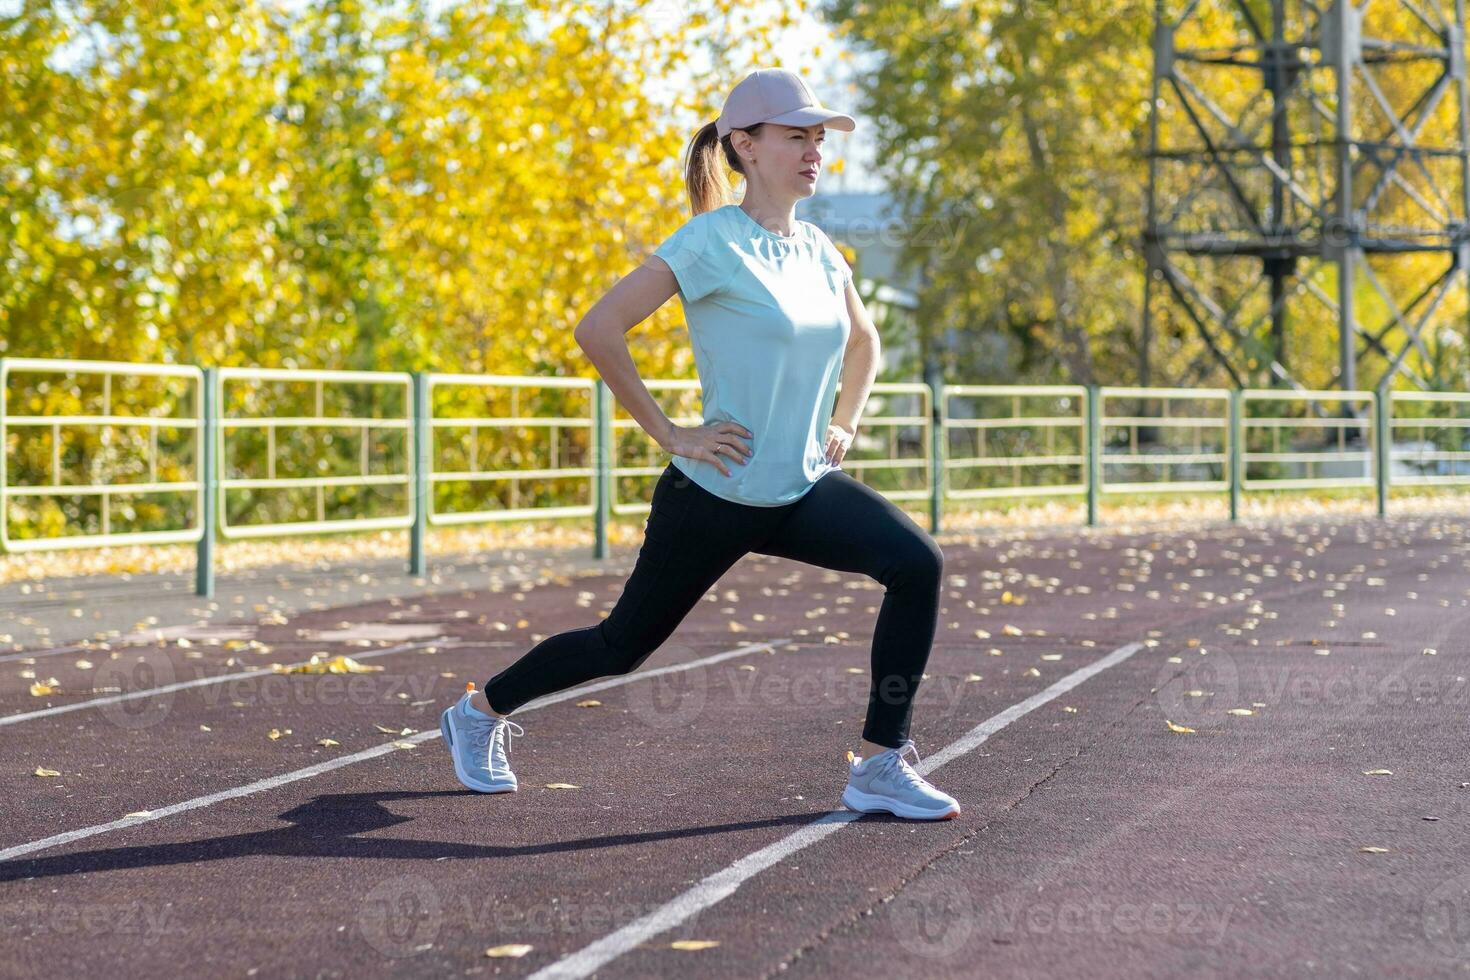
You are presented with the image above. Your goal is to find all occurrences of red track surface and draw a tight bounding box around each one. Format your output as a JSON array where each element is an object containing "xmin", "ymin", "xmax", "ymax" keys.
[{"xmin": 3, "ymin": 514, "xmax": 1469, "ymax": 978}]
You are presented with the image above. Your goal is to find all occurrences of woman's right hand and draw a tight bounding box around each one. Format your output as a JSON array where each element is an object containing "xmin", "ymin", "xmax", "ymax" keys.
[{"xmin": 661, "ymin": 421, "xmax": 754, "ymax": 477}]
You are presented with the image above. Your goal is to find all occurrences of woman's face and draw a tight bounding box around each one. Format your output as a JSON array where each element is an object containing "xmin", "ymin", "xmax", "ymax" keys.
[{"xmin": 743, "ymin": 124, "xmax": 826, "ymax": 198}]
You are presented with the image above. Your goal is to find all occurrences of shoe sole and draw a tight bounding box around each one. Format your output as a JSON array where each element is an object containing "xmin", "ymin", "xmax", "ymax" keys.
[
  {"xmin": 440, "ymin": 707, "xmax": 517, "ymax": 794},
  {"xmin": 842, "ymin": 785, "xmax": 959, "ymax": 821}
]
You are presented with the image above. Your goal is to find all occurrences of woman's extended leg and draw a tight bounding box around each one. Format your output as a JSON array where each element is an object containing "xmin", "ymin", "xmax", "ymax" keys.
[
  {"xmin": 483, "ymin": 465, "xmax": 758, "ymax": 715},
  {"xmin": 751, "ymin": 469, "xmax": 944, "ymax": 750}
]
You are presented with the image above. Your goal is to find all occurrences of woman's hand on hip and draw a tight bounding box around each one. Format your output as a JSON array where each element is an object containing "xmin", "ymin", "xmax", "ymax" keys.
[
  {"xmin": 661, "ymin": 421, "xmax": 753, "ymax": 478},
  {"xmin": 824, "ymin": 422, "xmax": 854, "ymax": 467}
]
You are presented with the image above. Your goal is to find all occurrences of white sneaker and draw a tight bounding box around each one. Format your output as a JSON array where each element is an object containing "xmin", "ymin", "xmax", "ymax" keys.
[
  {"xmin": 440, "ymin": 689, "xmax": 522, "ymax": 793},
  {"xmin": 841, "ymin": 740, "xmax": 960, "ymax": 820}
]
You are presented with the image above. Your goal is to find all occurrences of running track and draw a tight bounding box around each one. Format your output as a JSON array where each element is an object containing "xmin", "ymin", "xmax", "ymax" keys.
[{"xmin": 3, "ymin": 512, "xmax": 1469, "ymax": 978}]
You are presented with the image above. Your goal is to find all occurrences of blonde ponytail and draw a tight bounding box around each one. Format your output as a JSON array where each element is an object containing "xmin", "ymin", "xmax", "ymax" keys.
[{"xmin": 680, "ymin": 119, "xmax": 763, "ymax": 216}]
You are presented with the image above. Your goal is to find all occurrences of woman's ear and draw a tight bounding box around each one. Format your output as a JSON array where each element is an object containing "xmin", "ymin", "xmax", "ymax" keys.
[{"xmin": 730, "ymin": 130, "xmax": 756, "ymax": 165}]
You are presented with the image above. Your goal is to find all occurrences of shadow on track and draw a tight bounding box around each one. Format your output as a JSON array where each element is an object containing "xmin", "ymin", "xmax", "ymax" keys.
[{"xmin": 0, "ymin": 790, "xmax": 825, "ymax": 883}]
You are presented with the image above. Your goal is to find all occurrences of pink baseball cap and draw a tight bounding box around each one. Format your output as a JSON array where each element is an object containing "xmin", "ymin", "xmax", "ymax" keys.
[{"xmin": 715, "ymin": 68, "xmax": 856, "ymax": 139}]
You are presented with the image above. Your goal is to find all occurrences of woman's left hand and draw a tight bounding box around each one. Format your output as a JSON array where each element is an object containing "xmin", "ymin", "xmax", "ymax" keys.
[{"xmin": 824, "ymin": 422, "xmax": 855, "ymax": 467}]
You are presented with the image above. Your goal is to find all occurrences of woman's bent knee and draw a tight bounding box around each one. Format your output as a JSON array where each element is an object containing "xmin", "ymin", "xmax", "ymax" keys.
[
  {"xmin": 884, "ymin": 535, "xmax": 944, "ymax": 588},
  {"xmin": 914, "ymin": 538, "xmax": 944, "ymax": 584}
]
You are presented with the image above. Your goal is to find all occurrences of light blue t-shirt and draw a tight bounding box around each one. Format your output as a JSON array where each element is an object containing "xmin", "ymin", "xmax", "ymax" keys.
[{"xmin": 653, "ymin": 203, "xmax": 853, "ymax": 507}]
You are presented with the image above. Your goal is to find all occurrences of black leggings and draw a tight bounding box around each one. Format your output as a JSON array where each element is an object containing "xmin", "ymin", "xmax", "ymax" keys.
[{"xmin": 484, "ymin": 461, "xmax": 944, "ymax": 748}]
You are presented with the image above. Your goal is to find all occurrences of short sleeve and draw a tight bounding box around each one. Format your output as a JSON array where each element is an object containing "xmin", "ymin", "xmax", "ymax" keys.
[
  {"xmin": 652, "ymin": 212, "xmax": 735, "ymax": 303},
  {"xmin": 811, "ymin": 226, "xmax": 853, "ymax": 289}
]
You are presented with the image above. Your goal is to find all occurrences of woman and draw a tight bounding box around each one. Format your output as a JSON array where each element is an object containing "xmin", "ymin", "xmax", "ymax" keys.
[{"xmin": 441, "ymin": 68, "xmax": 959, "ymax": 820}]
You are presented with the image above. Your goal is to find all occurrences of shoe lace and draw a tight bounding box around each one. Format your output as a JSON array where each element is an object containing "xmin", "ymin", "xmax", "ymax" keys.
[
  {"xmin": 879, "ymin": 740, "xmax": 929, "ymax": 790},
  {"xmin": 466, "ymin": 711, "xmax": 524, "ymax": 764},
  {"xmin": 490, "ymin": 719, "xmax": 525, "ymax": 759}
]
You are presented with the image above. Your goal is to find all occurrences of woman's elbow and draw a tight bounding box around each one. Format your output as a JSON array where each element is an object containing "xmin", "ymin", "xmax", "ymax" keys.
[
  {"xmin": 848, "ymin": 321, "xmax": 880, "ymax": 355},
  {"xmin": 574, "ymin": 317, "xmax": 609, "ymax": 350}
]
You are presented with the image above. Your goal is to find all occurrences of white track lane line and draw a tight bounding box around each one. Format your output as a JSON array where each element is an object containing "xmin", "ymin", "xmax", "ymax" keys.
[
  {"xmin": 0, "ymin": 638, "xmax": 790, "ymax": 862},
  {"xmin": 0, "ymin": 638, "xmax": 453, "ymax": 728},
  {"xmin": 526, "ymin": 639, "xmax": 1146, "ymax": 980}
]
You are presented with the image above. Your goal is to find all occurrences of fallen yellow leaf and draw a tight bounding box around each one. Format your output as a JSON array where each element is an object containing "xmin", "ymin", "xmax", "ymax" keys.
[
  {"xmin": 391, "ymin": 741, "xmax": 417, "ymax": 750},
  {"xmin": 28, "ymin": 681, "xmax": 59, "ymax": 697},
  {"xmin": 1165, "ymin": 720, "xmax": 1195, "ymax": 733},
  {"xmin": 273, "ymin": 653, "xmax": 384, "ymax": 675},
  {"xmin": 544, "ymin": 783, "xmax": 580, "ymax": 789},
  {"xmin": 576, "ymin": 699, "xmax": 602, "ymax": 707},
  {"xmin": 318, "ymin": 738, "xmax": 341, "ymax": 747},
  {"xmin": 1226, "ymin": 708, "xmax": 1254, "ymax": 716},
  {"xmin": 1363, "ymin": 769, "xmax": 1393, "ymax": 776},
  {"xmin": 1023, "ymin": 667, "xmax": 1041, "ymax": 677},
  {"xmin": 32, "ymin": 767, "xmax": 61, "ymax": 777},
  {"xmin": 670, "ymin": 940, "xmax": 721, "ymax": 951},
  {"xmin": 485, "ymin": 944, "xmax": 534, "ymax": 958},
  {"xmin": 1359, "ymin": 846, "xmax": 1390, "ymax": 853}
]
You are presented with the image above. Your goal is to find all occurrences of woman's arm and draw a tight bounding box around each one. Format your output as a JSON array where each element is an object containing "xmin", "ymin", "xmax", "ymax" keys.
[
  {"xmin": 576, "ymin": 255, "xmax": 754, "ymax": 477},
  {"xmin": 830, "ymin": 279, "xmax": 881, "ymax": 437},
  {"xmin": 573, "ymin": 257, "xmax": 683, "ymax": 449}
]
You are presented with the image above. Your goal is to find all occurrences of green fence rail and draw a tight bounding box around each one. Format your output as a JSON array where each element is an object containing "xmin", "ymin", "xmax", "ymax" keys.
[
  {"xmin": 216, "ymin": 367, "xmax": 416, "ymax": 540},
  {"xmin": 0, "ymin": 358, "xmax": 205, "ymax": 553},
  {"xmin": 4, "ymin": 358, "xmax": 1466, "ymax": 597}
]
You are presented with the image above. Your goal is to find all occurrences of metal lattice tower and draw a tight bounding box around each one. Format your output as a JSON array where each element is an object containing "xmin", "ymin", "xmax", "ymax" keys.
[{"xmin": 1144, "ymin": 0, "xmax": 1470, "ymax": 392}]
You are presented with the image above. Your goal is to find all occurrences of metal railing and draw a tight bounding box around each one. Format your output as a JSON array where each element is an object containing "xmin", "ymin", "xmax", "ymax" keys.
[
  {"xmin": 425, "ymin": 374, "xmax": 598, "ymax": 527},
  {"xmin": 1387, "ymin": 391, "xmax": 1470, "ymax": 487},
  {"xmin": 3, "ymin": 356, "xmax": 1465, "ymax": 596},
  {"xmin": 1, "ymin": 359, "xmax": 204, "ymax": 552},
  {"xmin": 1098, "ymin": 387, "xmax": 1231, "ymax": 495},
  {"xmin": 1240, "ymin": 390, "xmax": 1376, "ymax": 491},
  {"xmin": 216, "ymin": 368, "xmax": 415, "ymax": 539},
  {"xmin": 942, "ymin": 385, "xmax": 1087, "ymax": 500}
]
